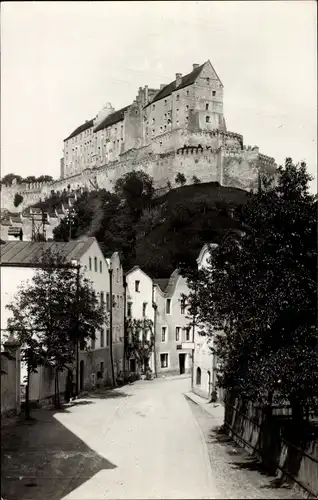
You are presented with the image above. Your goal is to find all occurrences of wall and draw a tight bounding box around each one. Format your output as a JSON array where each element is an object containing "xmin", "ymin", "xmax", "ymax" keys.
[
  {"xmin": 225, "ymin": 396, "xmax": 318, "ymax": 498},
  {"xmin": 109, "ymin": 252, "xmax": 125, "ymax": 376},
  {"xmin": 155, "ymin": 272, "xmax": 192, "ymax": 376},
  {"xmin": 1, "ymin": 346, "xmax": 21, "ymax": 417}
]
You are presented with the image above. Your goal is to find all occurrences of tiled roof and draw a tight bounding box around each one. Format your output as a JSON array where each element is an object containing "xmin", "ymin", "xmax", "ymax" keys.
[
  {"xmin": 94, "ymin": 106, "xmax": 130, "ymax": 133},
  {"xmin": 144, "ymin": 63, "xmax": 205, "ymax": 108},
  {"xmin": 0, "ymin": 238, "xmax": 96, "ymax": 266},
  {"xmin": 64, "ymin": 119, "xmax": 94, "ymax": 142}
]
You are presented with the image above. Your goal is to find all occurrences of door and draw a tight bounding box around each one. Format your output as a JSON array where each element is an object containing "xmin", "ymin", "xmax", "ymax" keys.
[
  {"xmin": 179, "ymin": 353, "xmax": 186, "ymax": 375},
  {"xmin": 80, "ymin": 360, "xmax": 84, "ymax": 391}
]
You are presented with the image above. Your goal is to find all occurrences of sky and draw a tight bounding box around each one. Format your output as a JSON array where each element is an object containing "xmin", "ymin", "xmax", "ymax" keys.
[{"xmin": 1, "ymin": 1, "xmax": 317, "ymax": 192}]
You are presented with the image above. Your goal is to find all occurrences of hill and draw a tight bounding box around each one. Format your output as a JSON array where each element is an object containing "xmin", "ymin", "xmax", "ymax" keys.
[{"xmin": 34, "ymin": 181, "xmax": 248, "ymax": 278}]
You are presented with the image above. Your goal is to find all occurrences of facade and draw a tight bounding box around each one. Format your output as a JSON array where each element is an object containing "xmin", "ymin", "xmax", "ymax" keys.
[
  {"xmin": 125, "ymin": 266, "xmax": 193, "ymax": 377},
  {"xmin": 154, "ymin": 270, "xmax": 193, "ymax": 377},
  {"xmin": 1, "ymin": 60, "xmax": 276, "ymax": 214},
  {"xmin": 0, "ymin": 238, "xmax": 125, "ymax": 399},
  {"xmin": 192, "ymin": 243, "xmax": 220, "ymax": 399}
]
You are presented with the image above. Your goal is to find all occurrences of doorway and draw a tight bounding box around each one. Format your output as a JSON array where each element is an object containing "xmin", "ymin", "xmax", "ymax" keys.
[
  {"xmin": 179, "ymin": 353, "xmax": 186, "ymax": 375},
  {"xmin": 80, "ymin": 360, "xmax": 84, "ymax": 391}
]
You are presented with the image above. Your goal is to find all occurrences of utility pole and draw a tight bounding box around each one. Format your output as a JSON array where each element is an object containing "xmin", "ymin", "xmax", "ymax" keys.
[
  {"xmin": 75, "ymin": 264, "xmax": 80, "ymax": 396},
  {"xmin": 109, "ymin": 265, "xmax": 116, "ymax": 387}
]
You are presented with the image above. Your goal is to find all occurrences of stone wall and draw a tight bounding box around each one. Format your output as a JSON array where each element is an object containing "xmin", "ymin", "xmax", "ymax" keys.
[{"xmin": 0, "ymin": 129, "xmax": 276, "ymax": 214}]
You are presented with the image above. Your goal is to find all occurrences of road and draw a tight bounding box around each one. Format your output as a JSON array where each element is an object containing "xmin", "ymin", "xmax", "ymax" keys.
[
  {"xmin": 60, "ymin": 376, "xmax": 218, "ymax": 499},
  {"xmin": 1, "ymin": 376, "xmax": 302, "ymax": 500}
]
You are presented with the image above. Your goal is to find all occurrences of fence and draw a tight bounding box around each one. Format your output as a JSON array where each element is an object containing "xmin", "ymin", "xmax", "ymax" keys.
[{"xmin": 224, "ymin": 394, "xmax": 318, "ymax": 498}]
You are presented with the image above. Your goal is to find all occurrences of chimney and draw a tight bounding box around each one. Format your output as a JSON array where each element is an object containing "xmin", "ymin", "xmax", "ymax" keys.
[
  {"xmin": 193, "ymin": 63, "xmax": 200, "ymax": 70},
  {"xmin": 175, "ymin": 73, "xmax": 182, "ymax": 87}
]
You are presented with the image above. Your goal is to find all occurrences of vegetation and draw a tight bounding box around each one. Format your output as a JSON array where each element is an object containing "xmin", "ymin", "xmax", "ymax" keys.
[
  {"xmin": 175, "ymin": 172, "xmax": 186, "ymax": 186},
  {"xmin": 192, "ymin": 175, "xmax": 201, "ymax": 184},
  {"xmin": 13, "ymin": 193, "xmax": 23, "ymax": 208},
  {"xmin": 126, "ymin": 318, "xmax": 155, "ymax": 374},
  {"xmin": 6, "ymin": 249, "xmax": 107, "ymax": 414},
  {"xmin": 50, "ymin": 171, "xmax": 247, "ymax": 277},
  {"xmin": 183, "ymin": 159, "xmax": 318, "ymax": 421},
  {"xmin": 1, "ymin": 173, "xmax": 54, "ymax": 186}
]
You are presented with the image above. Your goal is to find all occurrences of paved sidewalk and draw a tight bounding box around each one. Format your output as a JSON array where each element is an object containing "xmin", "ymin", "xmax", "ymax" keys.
[{"xmin": 185, "ymin": 391, "xmax": 225, "ymax": 428}]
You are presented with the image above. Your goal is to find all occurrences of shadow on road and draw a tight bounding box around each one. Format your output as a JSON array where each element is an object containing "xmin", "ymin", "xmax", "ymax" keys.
[
  {"xmin": 80, "ymin": 389, "xmax": 132, "ymax": 400},
  {"xmin": 1, "ymin": 404, "xmax": 117, "ymax": 500}
]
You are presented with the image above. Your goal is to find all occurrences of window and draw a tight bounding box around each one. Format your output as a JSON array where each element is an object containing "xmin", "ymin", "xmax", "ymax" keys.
[
  {"xmin": 112, "ymin": 294, "xmax": 115, "ymax": 307},
  {"xmin": 94, "ymin": 257, "xmax": 97, "ymax": 272},
  {"xmin": 142, "ymin": 302, "xmax": 147, "ymax": 317},
  {"xmin": 176, "ymin": 94, "xmax": 179, "ymax": 101},
  {"xmin": 135, "ymin": 280, "xmax": 140, "ymax": 292},
  {"xmin": 127, "ymin": 302, "xmax": 132, "ymax": 317},
  {"xmin": 212, "ymin": 90, "xmax": 216, "ymax": 96},
  {"xmin": 181, "ymin": 299, "xmax": 186, "ymax": 314},
  {"xmin": 106, "ymin": 329, "xmax": 110, "ymax": 346},
  {"xmin": 176, "ymin": 327, "xmax": 180, "ymax": 342},
  {"xmin": 117, "ymin": 295, "xmax": 119, "ymax": 308},
  {"xmin": 186, "ymin": 105, "xmax": 189, "ymax": 111},
  {"xmin": 207, "ymin": 77, "xmax": 210, "ymax": 84},
  {"xmin": 196, "ymin": 367, "xmax": 201, "ymax": 385},
  {"xmin": 106, "ymin": 293, "xmax": 110, "ymax": 312},
  {"xmin": 89, "ymin": 257, "xmax": 92, "ymax": 271},
  {"xmin": 152, "ymin": 104, "xmax": 155, "ymax": 110},
  {"xmin": 161, "ymin": 326, "xmax": 167, "ymax": 342},
  {"xmin": 206, "ymin": 116, "xmax": 210, "ymax": 123},
  {"xmin": 164, "ymin": 99, "xmax": 167, "ymax": 105},
  {"xmin": 166, "ymin": 299, "xmax": 171, "ymax": 314},
  {"xmin": 186, "ymin": 90, "xmax": 189, "ymax": 96},
  {"xmin": 185, "ymin": 327, "xmax": 191, "ymax": 341},
  {"xmin": 176, "ymin": 108, "xmax": 179, "ymax": 114},
  {"xmin": 205, "ymin": 103, "xmax": 209, "ymax": 110},
  {"xmin": 100, "ymin": 260, "xmax": 102, "ymax": 273},
  {"xmin": 100, "ymin": 328, "xmax": 104, "ymax": 347},
  {"xmin": 160, "ymin": 353, "xmax": 168, "ymax": 368},
  {"xmin": 100, "ymin": 292, "xmax": 104, "ymax": 308}
]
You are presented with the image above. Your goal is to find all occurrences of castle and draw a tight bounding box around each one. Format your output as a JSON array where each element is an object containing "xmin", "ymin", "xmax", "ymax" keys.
[{"xmin": 1, "ymin": 60, "xmax": 276, "ymax": 222}]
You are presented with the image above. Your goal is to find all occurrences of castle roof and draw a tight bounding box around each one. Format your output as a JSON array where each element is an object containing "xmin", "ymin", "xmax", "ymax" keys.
[
  {"xmin": 0, "ymin": 238, "xmax": 96, "ymax": 267},
  {"xmin": 144, "ymin": 62, "xmax": 205, "ymax": 108},
  {"xmin": 94, "ymin": 105, "xmax": 130, "ymax": 133},
  {"xmin": 64, "ymin": 119, "xmax": 94, "ymax": 141}
]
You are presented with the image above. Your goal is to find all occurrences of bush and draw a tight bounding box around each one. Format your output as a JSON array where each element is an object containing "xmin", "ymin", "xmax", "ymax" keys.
[{"xmin": 14, "ymin": 193, "xmax": 23, "ymax": 208}]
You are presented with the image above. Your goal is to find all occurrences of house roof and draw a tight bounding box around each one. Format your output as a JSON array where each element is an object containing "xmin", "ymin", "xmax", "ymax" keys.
[
  {"xmin": 144, "ymin": 63, "xmax": 205, "ymax": 108},
  {"xmin": 94, "ymin": 105, "xmax": 130, "ymax": 133},
  {"xmin": 153, "ymin": 278, "xmax": 170, "ymax": 292},
  {"xmin": 0, "ymin": 238, "xmax": 97, "ymax": 267},
  {"xmin": 64, "ymin": 119, "xmax": 94, "ymax": 142}
]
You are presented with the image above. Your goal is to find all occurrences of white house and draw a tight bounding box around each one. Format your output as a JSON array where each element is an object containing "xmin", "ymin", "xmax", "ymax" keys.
[
  {"xmin": 0, "ymin": 237, "xmax": 125, "ymax": 402},
  {"xmin": 192, "ymin": 243, "xmax": 219, "ymax": 399}
]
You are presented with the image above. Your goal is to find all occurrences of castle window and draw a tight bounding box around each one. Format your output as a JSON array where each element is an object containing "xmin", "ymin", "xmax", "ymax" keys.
[
  {"xmin": 152, "ymin": 129, "xmax": 155, "ymax": 134},
  {"xmin": 206, "ymin": 103, "xmax": 209, "ymax": 110},
  {"xmin": 207, "ymin": 77, "xmax": 210, "ymax": 84},
  {"xmin": 152, "ymin": 104, "xmax": 155, "ymax": 110},
  {"xmin": 152, "ymin": 118, "xmax": 155, "ymax": 124},
  {"xmin": 186, "ymin": 117, "xmax": 188, "ymax": 122},
  {"xmin": 186, "ymin": 90, "xmax": 189, "ymax": 96},
  {"xmin": 160, "ymin": 141, "xmax": 163, "ymax": 146},
  {"xmin": 176, "ymin": 109, "xmax": 179, "ymax": 114},
  {"xmin": 186, "ymin": 105, "xmax": 189, "ymax": 111},
  {"xmin": 176, "ymin": 94, "xmax": 180, "ymax": 101},
  {"xmin": 176, "ymin": 120, "xmax": 179, "ymax": 126},
  {"xmin": 160, "ymin": 126, "xmax": 163, "ymax": 131},
  {"xmin": 206, "ymin": 116, "xmax": 210, "ymax": 123},
  {"xmin": 212, "ymin": 91, "xmax": 216, "ymax": 96},
  {"xmin": 164, "ymin": 100, "xmax": 167, "ymax": 105},
  {"xmin": 164, "ymin": 125, "xmax": 167, "ymax": 130}
]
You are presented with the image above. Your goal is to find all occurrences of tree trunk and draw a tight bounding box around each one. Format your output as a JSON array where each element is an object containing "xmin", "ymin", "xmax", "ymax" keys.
[
  {"xmin": 54, "ymin": 369, "xmax": 61, "ymax": 409},
  {"xmin": 25, "ymin": 363, "xmax": 31, "ymax": 420}
]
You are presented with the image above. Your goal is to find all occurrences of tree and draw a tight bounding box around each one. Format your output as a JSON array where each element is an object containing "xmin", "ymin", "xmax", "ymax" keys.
[
  {"xmin": 1, "ymin": 173, "xmax": 23, "ymax": 185},
  {"xmin": 14, "ymin": 193, "xmax": 23, "ymax": 208},
  {"xmin": 184, "ymin": 159, "xmax": 318, "ymax": 419},
  {"xmin": 192, "ymin": 175, "xmax": 201, "ymax": 184},
  {"xmin": 126, "ymin": 318, "xmax": 155, "ymax": 374},
  {"xmin": 114, "ymin": 170, "xmax": 154, "ymax": 217},
  {"xmin": 175, "ymin": 172, "xmax": 186, "ymax": 186},
  {"xmin": 6, "ymin": 249, "xmax": 107, "ymax": 412}
]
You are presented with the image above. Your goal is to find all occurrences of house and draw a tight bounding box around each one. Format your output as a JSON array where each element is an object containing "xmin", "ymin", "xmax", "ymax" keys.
[
  {"xmin": 192, "ymin": 243, "xmax": 219, "ymax": 399},
  {"xmin": 125, "ymin": 266, "xmax": 193, "ymax": 378},
  {"xmin": 154, "ymin": 270, "xmax": 193, "ymax": 376},
  {"xmin": 0, "ymin": 238, "xmax": 125, "ymax": 402}
]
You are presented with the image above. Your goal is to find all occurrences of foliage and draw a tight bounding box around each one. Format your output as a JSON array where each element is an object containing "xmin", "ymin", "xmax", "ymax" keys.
[
  {"xmin": 13, "ymin": 193, "xmax": 23, "ymax": 208},
  {"xmin": 184, "ymin": 159, "xmax": 318, "ymax": 416},
  {"xmin": 126, "ymin": 318, "xmax": 155, "ymax": 373},
  {"xmin": 6, "ymin": 248, "xmax": 107, "ymax": 408},
  {"xmin": 1, "ymin": 173, "xmax": 53, "ymax": 186},
  {"xmin": 175, "ymin": 172, "xmax": 186, "ymax": 186},
  {"xmin": 192, "ymin": 175, "xmax": 201, "ymax": 184},
  {"xmin": 114, "ymin": 170, "xmax": 154, "ymax": 217}
]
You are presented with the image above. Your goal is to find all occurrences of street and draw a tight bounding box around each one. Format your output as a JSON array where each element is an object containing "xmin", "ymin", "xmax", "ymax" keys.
[{"xmin": 1, "ymin": 376, "xmax": 302, "ymax": 500}]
